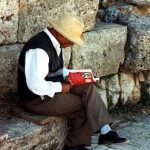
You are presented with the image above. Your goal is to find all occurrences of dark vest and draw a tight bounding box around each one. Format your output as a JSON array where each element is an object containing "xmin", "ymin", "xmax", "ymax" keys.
[{"xmin": 18, "ymin": 31, "xmax": 64, "ymax": 101}]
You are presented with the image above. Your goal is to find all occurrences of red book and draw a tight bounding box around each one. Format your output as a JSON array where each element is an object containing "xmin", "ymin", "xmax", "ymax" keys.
[{"xmin": 68, "ymin": 69, "xmax": 99, "ymax": 85}]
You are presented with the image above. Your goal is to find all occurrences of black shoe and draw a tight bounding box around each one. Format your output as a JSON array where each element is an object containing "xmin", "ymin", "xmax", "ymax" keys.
[
  {"xmin": 64, "ymin": 145, "xmax": 89, "ymax": 150},
  {"xmin": 98, "ymin": 130, "xmax": 129, "ymax": 144},
  {"xmin": 64, "ymin": 145, "xmax": 80, "ymax": 150},
  {"xmin": 79, "ymin": 145, "xmax": 89, "ymax": 150}
]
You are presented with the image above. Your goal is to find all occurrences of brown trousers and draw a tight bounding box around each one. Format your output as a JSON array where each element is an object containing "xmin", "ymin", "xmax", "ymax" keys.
[{"xmin": 25, "ymin": 83, "xmax": 113, "ymax": 146}]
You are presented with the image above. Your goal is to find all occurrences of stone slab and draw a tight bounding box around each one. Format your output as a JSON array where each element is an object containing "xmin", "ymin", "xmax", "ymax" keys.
[
  {"xmin": 0, "ymin": 0, "xmax": 19, "ymax": 45},
  {"xmin": 0, "ymin": 117, "xmax": 66, "ymax": 150},
  {"xmin": 123, "ymin": 17, "xmax": 150, "ymax": 72},
  {"xmin": 126, "ymin": 0, "xmax": 150, "ymax": 6},
  {"xmin": 120, "ymin": 73, "xmax": 141, "ymax": 104},
  {"xmin": 107, "ymin": 74, "xmax": 120, "ymax": 105},
  {"xmin": 102, "ymin": 4, "xmax": 150, "ymax": 24},
  {"xmin": 101, "ymin": 4, "xmax": 150, "ymax": 73},
  {"xmin": 0, "ymin": 44, "xmax": 23, "ymax": 94},
  {"xmin": 18, "ymin": 0, "xmax": 99, "ymax": 43},
  {"xmin": 141, "ymin": 71, "xmax": 150, "ymax": 105},
  {"xmin": 71, "ymin": 22, "xmax": 127, "ymax": 77}
]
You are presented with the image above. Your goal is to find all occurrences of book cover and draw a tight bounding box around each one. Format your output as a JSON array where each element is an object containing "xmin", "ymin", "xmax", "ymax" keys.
[{"xmin": 68, "ymin": 69, "xmax": 99, "ymax": 85}]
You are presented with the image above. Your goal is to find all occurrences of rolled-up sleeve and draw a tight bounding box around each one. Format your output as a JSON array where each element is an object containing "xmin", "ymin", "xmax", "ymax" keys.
[{"xmin": 25, "ymin": 48, "xmax": 62, "ymax": 98}]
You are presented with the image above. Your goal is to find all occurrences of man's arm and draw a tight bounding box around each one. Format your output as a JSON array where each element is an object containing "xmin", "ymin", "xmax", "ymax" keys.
[{"xmin": 25, "ymin": 48, "xmax": 62, "ymax": 98}]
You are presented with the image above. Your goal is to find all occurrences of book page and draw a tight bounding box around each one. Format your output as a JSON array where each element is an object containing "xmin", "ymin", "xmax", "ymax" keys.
[{"xmin": 69, "ymin": 69, "xmax": 92, "ymax": 73}]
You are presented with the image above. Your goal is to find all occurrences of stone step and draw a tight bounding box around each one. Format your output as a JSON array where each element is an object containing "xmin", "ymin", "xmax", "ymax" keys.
[
  {"xmin": 0, "ymin": 116, "xmax": 66, "ymax": 150},
  {"xmin": 70, "ymin": 22, "xmax": 127, "ymax": 77},
  {"xmin": 98, "ymin": 4, "xmax": 150, "ymax": 73}
]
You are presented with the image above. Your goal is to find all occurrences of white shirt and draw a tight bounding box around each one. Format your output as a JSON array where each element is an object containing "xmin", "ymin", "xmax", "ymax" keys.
[{"xmin": 25, "ymin": 28, "xmax": 70, "ymax": 98}]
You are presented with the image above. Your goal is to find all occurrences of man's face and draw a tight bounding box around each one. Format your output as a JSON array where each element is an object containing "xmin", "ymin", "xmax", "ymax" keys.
[
  {"xmin": 58, "ymin": 35, "xmax": 74, "ymax": 48},
  {"xmin": 50, "ymin": 28, "xmax": 74, "ymax": 48}
]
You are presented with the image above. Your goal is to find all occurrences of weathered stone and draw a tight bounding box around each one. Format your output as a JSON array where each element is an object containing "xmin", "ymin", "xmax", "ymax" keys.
[
  {"xmin": 62, "ymin": 47, "xmax": 72, "ymax": 68},
  {"xmin": 18, "ymin": 0, "xmax": 99, "ymax": 42},
  {"xmin": 107, "ymin": 74, "xmax": 120, "ymax": 105},
  {"xmin": 98, "ymin": 72, "xmax": 142, "ymax": 106},
  {"xmin": 97, "ymin": 78, "xmax": 108, "ymax": 108},
  {"xmin": 96, "ymin": 9, "xmax": 105, "ymax": 21},
  {"xmin": 139, "ymin": 72, "xmax": 145, "ymax": 82},
  {"xmin": 100, "ymin": 0, "xmax": 120, "ymax": 8},
  {"xmin": 0, "ymin": 44, "xmax": 23, "ymax": 94},
  {"xmin": 120, "ymin": 73, "xmax": 141, "ymax": 104},
  {"xmin": 141, "ymin": 71, "xmax": 150, "ymax": 105},
  {"xmin": 118, "ymin": 5, "xmax": 150, "ymax": 24},
  {"xmin": 103, "ymin": 4, "xmax": 150, "ymax": 24},
  {"xmin": 133, "ymin": 74, "xmax": 141, "ymax": 103},
  {"xmin": 103, "ymin": 5, "xmax": 150, "ymax": 73},
  {"xmin": 0, "ymin": 117, "xmax": 66, "ymax": 150},
  {"xmin": 0, "ymin": 0, "xmax": 19, "ymax": 45},
  {"xmin": 71, "ymin": 22, "xmax": 127, "ymax": 77},
  {"xmin": 103, "ymin": 5, "xmax": 120, "ymax": 23},
  {"xmin": 74, "ymin": 0, "xmax": 99, "ymax": 31},
  {"xmin": 126, "ymin": 0, "xmax": 150, "ymax": 6},
  {"xmin": 141, "ymin": 81, "xmax": 150, "ymax": 105},
  {"xmin": 120, "ymin": 73, "xmax": 134, "ymax": 104},
  {"xmin": 123, "ymin": 17, "xmax": 150, "ymax": 72}
]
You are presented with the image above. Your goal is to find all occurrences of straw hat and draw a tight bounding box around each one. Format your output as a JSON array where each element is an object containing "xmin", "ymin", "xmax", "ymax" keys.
[{"xmin": 47, "ymin": 14, "xmax": 85, "ymax": 46}]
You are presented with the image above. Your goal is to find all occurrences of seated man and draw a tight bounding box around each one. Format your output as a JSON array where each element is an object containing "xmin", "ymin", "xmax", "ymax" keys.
[{"xmin": 18, "ymin": 13, "xmax": 129, "ymax": 150}]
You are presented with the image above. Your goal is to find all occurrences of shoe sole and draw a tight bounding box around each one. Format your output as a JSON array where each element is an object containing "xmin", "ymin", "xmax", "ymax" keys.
[{"xmin": 100, "ymin": 139, "xmax": 130, "ymax": 145}]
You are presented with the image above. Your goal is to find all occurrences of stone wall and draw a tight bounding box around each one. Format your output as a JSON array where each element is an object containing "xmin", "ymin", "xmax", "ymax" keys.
[
  {"xmin": 0, "ymin": 0, "xmax": 150, "ymax": 149},
  {"xmin": 0, "ymin": 0, "xmax": 150, "ymax": 107},
  {"xmin": 96, "ymin": 0, "xmax": 150, "ymax": 106},
  {"xmin": 0, "ymin": 1, "xmax": 99, "ymax": 150}
]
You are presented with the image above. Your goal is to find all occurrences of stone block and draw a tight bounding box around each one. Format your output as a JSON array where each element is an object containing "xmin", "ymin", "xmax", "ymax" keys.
[
  {"xmin": 126, "ymin": 0, "xmax": 150, "ymax": 6},
  {"xmin": 71, "ymin": 22, "xmax": 127, "ymax": 77},
  {"xmin": 0, "ymin": 0, "xmax": 19, "ymax": 45},
  {"xmin": 97, "ymin": 74, "xmax": 120, "ymax": 109},
  {"xmin": 18, "ymin": 0, "xmax": 99, "ymax": 42},
  {"xmin": 141, "ymin": 71, "xmax": 150, "ymax": 105},
  {"xmin": 123, "ymin": 17, "xmax": 150, "ymax": 72},
  {"xmin": 120, "ymin": 73, "xmax": 141, "ymax": 104},
  {"xmin": 99, "ymin": 0, "xmax": 119, "ymax": 8},
  {"xmin": 0, "ymin": 117, "xmax": 66, "ymax": 150},
  {"xmin": 0, "ymin": 44, "xmax": 23, "ymax": 94},
  {"xmin": 103, "ymin": 4, "xmax": 150, "ymax": 24},
  {"xmin": 62, "ymin": 47, "xmax": 72, "ymax": 68},
  {"xmin": 107, "ymin": 74, "xmax": 120, "ymax": 105},
  {"xmin": 97, "ymin": 72, "xmax": 141, "ymax": 106},
  {"xmin": 118, "ymin": 5, "xmax": 150, "ymax": 24},
  {"xmin": 97, "ymin": 78, "xmax": 108, "ymax": 108},
  {"xmin": 102, "ymin": 5, "xmax": 150, "ymax": 73}
]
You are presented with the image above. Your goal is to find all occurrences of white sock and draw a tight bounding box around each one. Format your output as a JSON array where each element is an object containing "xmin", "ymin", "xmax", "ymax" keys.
[{"xmin": 100, "ymin": 124, "xmax": 112, "ymax": 135}]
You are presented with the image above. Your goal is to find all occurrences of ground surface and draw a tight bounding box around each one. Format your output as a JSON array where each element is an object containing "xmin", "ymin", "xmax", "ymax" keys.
[
  {"xmin": 88, "ymin": 106, "xmax": 150, "ymax": 150},
  {"xmin": 0, "ymin": 97, "xmax": 150, "ymax": 150}
]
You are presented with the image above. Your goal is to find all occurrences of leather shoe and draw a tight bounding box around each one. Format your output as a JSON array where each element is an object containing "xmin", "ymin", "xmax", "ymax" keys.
[
  {"xmin": 98, "ymin": 130, "xmax": 129, "ymax": 144},
  {"xmin": 64, "ymin": 145, "xmax": 89, "ymax": 150}
]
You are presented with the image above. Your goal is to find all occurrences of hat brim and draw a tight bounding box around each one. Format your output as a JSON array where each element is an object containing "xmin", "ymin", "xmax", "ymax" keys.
[{"xmin": 48, "ymin": 19, "xmax": 85, "ymax": 46}]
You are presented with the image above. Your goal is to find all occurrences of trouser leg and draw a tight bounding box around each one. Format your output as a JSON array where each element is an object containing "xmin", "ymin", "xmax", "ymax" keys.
[
  {"xmin": 71, "ymin": 83, "xmax": 113, "ymax": 132},
  {"xmin": 25, "ymin": 93, "xmax": 92, "ymax": 146},
  {"xmin": 66, "ymin": 107, "xmax": 92, "ymax": 146},
  {"xmin": 24, "ymin": 83, "xmax": 113, "ymax": 146}
]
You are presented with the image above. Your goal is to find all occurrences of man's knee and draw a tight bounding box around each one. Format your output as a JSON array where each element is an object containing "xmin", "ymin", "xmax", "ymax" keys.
[{"xmin": 86, "ymin": 83, "xmax": 97, "ymax": 91}]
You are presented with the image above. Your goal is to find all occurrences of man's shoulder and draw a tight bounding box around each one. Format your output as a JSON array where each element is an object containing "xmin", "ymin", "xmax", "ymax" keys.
[{"xmin": 29, "ymin": 31, "xmax": 46, "ymax": 42}]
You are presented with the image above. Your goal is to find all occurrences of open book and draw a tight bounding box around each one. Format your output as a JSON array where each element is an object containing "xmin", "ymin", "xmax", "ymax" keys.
[{"xmin": 68, "ymin": 69, "xmax": 99, "ymax": 85}]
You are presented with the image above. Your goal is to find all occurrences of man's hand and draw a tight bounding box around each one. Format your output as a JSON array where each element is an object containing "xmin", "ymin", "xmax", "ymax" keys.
[
  {"xmin": 61, "ymin": 82, "xmax": 72, "ymax": 93},
  {"xmin": 65, "ymin": 76, "xmax": 74, "ymax": 86}
]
